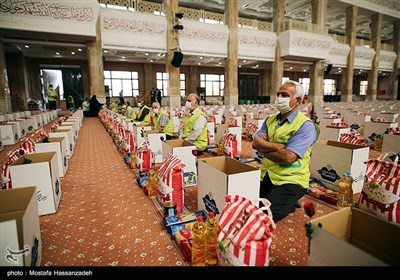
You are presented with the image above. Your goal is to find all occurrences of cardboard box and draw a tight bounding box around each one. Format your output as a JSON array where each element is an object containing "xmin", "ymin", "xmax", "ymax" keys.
[
  {"xmin": 0, "ymin": 129, "xmax": 3, "ymax": 152},
  {"xmin": 197, "ymin": 156, "xmax": 260, "ymax": 217},
  {"xmin": 382, "ymin": 133, "xmax": 400, "ymax": 154},
  {"xmin": 24, "ymin": 117, "xmax": 37, "ymax": 133},
  {"xmin": 60, "ymin": 122, "xmax": 78, "ymax": 141},
  {"xmin": 216, "ymin": 124, "xmax": 242, "ymax": 152},
  {"xmin": 9, "ymin": 152, "xmax": 61, "ymax": 216},
  {"xmin": 7, "ymin": 121, "xmax": 22, "ymax": 140},
  {"xmin": 0, "ymin": 187, "xmax": 42, "ymax": 266},
  {"xmin": 162, "ymin": 140, "xmax": 197, "ymax": 187},
  {"xmin": 56, "ymin": 126, "xmax": 75, "ymax": 146},
  {"xmin": 318, "ymin": 117, "xmax": 342, "ymax": 127},
  {"xmin": 49, "ymin": 132, "xmax": 71, "ymax": 158},
  {"xmin": 35, "ymin": 137, "xmax": 68, "ymax": 177},
  {"xmin": 0, "ymin": 123, "xmax": 20, "ymax": 145},
  {"xmin": 15, "ymin": 119, "xmax": 28, "ymax": 137},
  {"xmin": 144, "ymin": 130, "xmax": 166, "ymax": 164},
  {"xmin": 309, "ymin": 207, "xmax": 400, "ymax": 266},
  {"xmin": 310, "ymin": 140, "xmax": 369, "ymax": 193},
  {"xmin": 319, "ymin": 126, "xmax": 351, "ymax": 141},
  {"xmin": 207, "ymin": 122, "xmax": 215, "ymax": 144},
  {"xmin": 364, "ymin": 121, "xmax": 398, "ymax": 138},
  {"xmin": 133, "ymin": 125, "xmax": 152, "ymax": 149}
]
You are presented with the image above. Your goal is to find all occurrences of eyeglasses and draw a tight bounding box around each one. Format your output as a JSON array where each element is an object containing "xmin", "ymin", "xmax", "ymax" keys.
[{"xmin": 276, "ymin": 91, "xmax": 291, "ymax": 98}]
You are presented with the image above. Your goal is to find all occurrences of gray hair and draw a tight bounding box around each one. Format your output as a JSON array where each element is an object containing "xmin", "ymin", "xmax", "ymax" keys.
[{"xmin": 283, "ymin": 80, "xmax": 305, "ymax": 101}]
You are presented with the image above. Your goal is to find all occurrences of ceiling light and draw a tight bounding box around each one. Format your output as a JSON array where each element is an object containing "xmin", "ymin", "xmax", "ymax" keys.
[
  {"xmin": 71, "ymin": 52, "xmax": 75, "ymax": 55},
  {"xmin": 145, "ymin": 53, "xmax": 149, "ymax": 56},
  {"xmin": 303, "ymin": 69, "xmax": 307, "ymax": 72},
  {"xmin": 121, "ymin": 56, "xmax": 125, "ymax": 59},
  {"xmin": 198, "ymin": 62, "xmax": 201, "ymax": 65},
  {"xmin": 150, "ymin": 59, "xmax": 154, "ymax": 62},
  {"xmin": 255, "ymin": 64, "xmax": 259, "ymax": 68},
  {"xmin": 56, "ymin": 52, "xmax": 60, "ymax": 55},
  {"xmin": 243, "ymin": 60, "xmax": 247, "ymax": 63},
  {"xmin": 289, "ymin": 66, "xmax": 293, "ymax": 70},
  {"xmin": 218, "ymin": 62, "xmax": 222, "ymax": 65},
  {"xmin": 104, "ymin": 50, "xmax": 108, "ymax": 53},
  {"xmin": 25, "ymin": 45, "xmax": 29, "ymax": 48},
  {"xmin": 238, "ymin": 65, "xmax": 241, "ymax": 68},
  {"xmin": 242, "ymin": 4, "xmax": 249, "ymax": 9},
  {"xmin": 78, "ymin": 48, "xmax": 82, "ymax": 52},
  {"xmin": 200, "ymin": 57, "xmax": 203, "ymax": 60}
]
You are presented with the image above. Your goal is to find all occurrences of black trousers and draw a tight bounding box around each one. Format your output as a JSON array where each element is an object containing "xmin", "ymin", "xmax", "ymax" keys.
[
  {"xmin": 48, "ymin": 101, "xmax": 57, "ymax": 110},
  {"xmin": 260, "ymin": 173, "xmax": 307, "ymax": 223}
]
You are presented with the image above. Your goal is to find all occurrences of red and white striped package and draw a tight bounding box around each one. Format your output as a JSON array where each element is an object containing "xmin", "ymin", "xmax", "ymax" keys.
[
  {"xmin": 329, "ymin": 122, "xmax": 349, "ymax": 128},
  {"xmin": 246, "ymin": 123, "xmax": 259, "ymax": 134},
  {"xmin": 217, "ymin": 195, "xmax": 275, "ymax": 266},
  {"xmin": 386, "ymin": 127, "xmax": 400, "ymax": 135},
  {"xmin": 222, "ymin": 133, "xmax": 238, "ymax": 158},
  {"xmin": 157, "ymin": 153, "xmax": 185, "ymax": 214},
  {"xmin": 228, "ymin": 118, "xmax": 238, "ymax": 126},
  {"xmin": 125, "ymin": 131, "xmax": 135, "ymax": 153},
  {"xmin": 2, "ymin": 149, "xmax": 24, "ymax": 189},
  {"xmin": 135, "ymin": 142, "xmax": 155, "ymax": 171},
  {"xmin": 358, "ymin": 153, "xmax": 400, "ymax": 224},
  {"xmin": 339, "ymin": 133, "xmax": 366, "ymax": 146},
  {"xmin": 371, "ymin": 117, "xmax": 389, "ymax": 123},
  {"xmin": 20, "ymin": 137, "xmax": 36, "ymax": 154}
]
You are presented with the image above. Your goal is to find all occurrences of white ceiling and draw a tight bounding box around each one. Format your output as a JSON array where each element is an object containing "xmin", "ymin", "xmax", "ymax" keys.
[{"xmin": 2, "ymin": 0, "xmax": 399, "ymax": 75}]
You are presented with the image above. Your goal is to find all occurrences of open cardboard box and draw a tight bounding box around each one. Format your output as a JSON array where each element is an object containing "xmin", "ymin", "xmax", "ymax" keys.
[
  {"xmin": 197, "ymin": 156, "xmax": 260, "ymax": 217},
  {"xmin": 0, "ymin": 186, "xmax": 42, "ymax": 266},
  {"xmin": 144, "ymin": 130, "xmax": 166, "ymax": 164},
  {"xmin": 162, "ymin": 139, "xmax": 197, "ymax": 187},
  {"xmin": 35, "ymin": 137, "xmax": 68, "ymax": 177},
  {"xmin": 310, "ymin": 140, "xmax": 369, "ymax": 193},
  {"xmin": 9, "ymin": 152, "xmax": 61, "ymax": 216},
  {"xmin": 309, "ymin": 207, "xmax": 400, "ymax": 266}
]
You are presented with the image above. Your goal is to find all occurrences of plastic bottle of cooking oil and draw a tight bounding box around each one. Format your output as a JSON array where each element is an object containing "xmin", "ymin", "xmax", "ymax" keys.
[
  {"xmin": 191, "ymin": 215, "xmax": 206, "ymax": 266},
  {"xmin": 205, "ymin": 212, "xmax": 219, "ymax": 266},
  {"xmin": 337, "ymin": 172, "xmax": 354, "ymax": 208}
]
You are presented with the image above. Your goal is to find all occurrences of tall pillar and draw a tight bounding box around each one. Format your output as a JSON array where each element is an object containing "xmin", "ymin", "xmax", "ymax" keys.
[
  {"xmin": 0, "ymin": 43, "xmax": 12, "ymax": 114},
  {"xmin": 309, "ymin": 0, "xmax": 327, "ymax": 104},
  {"xmin": 271, "ymin": 0, "xmax": 285, "ymax": 104},
  {"xmin": 189, "ymin": 66, "xmax": 198, "ymax": 94},
  {"xmin": 87, "ymin": 17, "xmax": 105, "ymax": 104},
  {"xmin": 342, "ymin": 6, "xmax": 358, "ymax": 102},
  {"xmin": 166, "ymin": 0, "xmax": 181, "ymax": 108},
  {"xmin": 144, "ymin": 63, "xmax": 153, "ymax": 104},
  {"xmin": 223, "ymin": 0, "xmax": 238, "ymax": 105},
  {"xmin": 388, "ymin": 20, "xmax": 399, "ymax": 100},
  {"xmin": 367, "ymin": 13, "xmax": 382, "ymax": 101}
]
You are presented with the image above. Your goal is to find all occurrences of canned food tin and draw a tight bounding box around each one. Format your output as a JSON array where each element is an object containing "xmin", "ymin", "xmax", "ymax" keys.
[{"xmin": 163, "ymin": 201, "xmax": 177, "ymax": 217}]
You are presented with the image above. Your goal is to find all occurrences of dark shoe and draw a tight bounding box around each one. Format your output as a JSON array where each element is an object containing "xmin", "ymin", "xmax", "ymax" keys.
[{"xmin": 295, "ymin": 202, "xmax": 301, "ymax": 208}]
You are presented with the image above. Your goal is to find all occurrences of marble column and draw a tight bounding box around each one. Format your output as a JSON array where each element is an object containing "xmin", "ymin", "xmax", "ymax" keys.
[
  {"xmin": 166, "ymin": 0, "xmax": 181, "ymax": 108},
  {"xmin": 223, "ymin": 0, "xmax": 238, "ymax": 105},
  {"xmin": 144, "ymin": 63, "xmax": 153, "ymax": 105},
  {"xmin": 308, "ymin": 0, "xmax": 327, "ymax": 104},
  {"xmin": 87, "ymin": 17, "xmax": 105, "ymax": 104},
  {"xmin": 367, "ymin": 13, "xmax": 382, "ymax": 101},
  {"xmin": 342, "ymin": 6, "xmax": 358, "ymax": 103},
  {"xmin": 189, "ymin": 66, "xmax": 198, "ymax": 94},
  {"xmin": 388, "ymin": 20, "xmax": 399, "ymax": 100},
  {"xmin": 271, "ymin": 0, "xmax": 285, "ymax": 104},
  {"xmin": 0, "ymin": 43, "xmax": 12, "ymax": 114}
]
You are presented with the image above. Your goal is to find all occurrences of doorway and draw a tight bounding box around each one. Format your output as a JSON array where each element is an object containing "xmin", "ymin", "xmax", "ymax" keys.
[{"xmin": 238, "ymin": 74, "xmax": 259, "ymax": 102}]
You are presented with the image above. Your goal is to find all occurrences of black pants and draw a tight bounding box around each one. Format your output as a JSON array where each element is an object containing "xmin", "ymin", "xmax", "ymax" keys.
[
  {"xmin": 165, "ymin": 134, "xmax": 173, "ymax": 140},
  {"xmin": 260, "ymin": 173, "xmax": 307, "ymax": 223},
  {"xmin": 48, "ymin": 101, "xmax": 57, "ymax": 110}
]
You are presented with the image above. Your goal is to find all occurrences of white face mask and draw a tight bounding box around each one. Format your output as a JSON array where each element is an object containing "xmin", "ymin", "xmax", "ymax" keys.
[
  {"xmin": 275, "ymin": 97, "xmax": 294, "ymax": 114},
  {"xmin": 137, "ymin": 102, "xmax": 143, "ymax": 107},
  {"xmin": 185, "ymin": 101, "xmax": 192, "ymax": 110},
  {"xmin": 153, "ymin": 109, "xmax": 159, "ymax": 114}
]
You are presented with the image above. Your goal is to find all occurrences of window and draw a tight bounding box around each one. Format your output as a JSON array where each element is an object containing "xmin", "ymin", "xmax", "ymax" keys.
[
  {"xmin": 323, "ymin": 79, "xmax": 336, "ymax": 96},
  {"xmin": 281, "ymin": 77, "xmax": 289, "ymax": 84},
  {"xmin": 200, "ymin": 74, "xmax": 225, "ymax": 96},
  {"xmin": 360, "ymin": 81, "xmax": 368, "ymax": 95},
  {"xmin": 180, "ymin": 73, "xmax": 186, "ymax": 97},
  {"xmin": 299, "ymin": 78, "xmax": 310, "ymax": 95},
  {"xmin": 104, "ymin": 70, "xmax": 139, "ymax": 97},
  {"xmin": 156, "ymin": 72, "xmax": 186, "ymax": 97}
]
